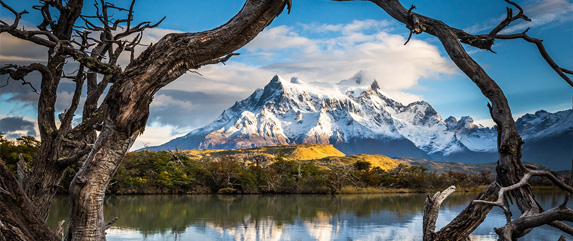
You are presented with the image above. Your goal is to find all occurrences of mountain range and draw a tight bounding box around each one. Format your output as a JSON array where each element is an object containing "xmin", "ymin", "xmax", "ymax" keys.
[{"xmin": 148, "ymin": 72, "xmax": 573, "ymax": 170}]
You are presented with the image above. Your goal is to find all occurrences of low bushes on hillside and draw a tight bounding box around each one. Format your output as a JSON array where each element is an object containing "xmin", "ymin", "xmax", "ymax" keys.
[{"xmin": 109, "ymin": 150, "xmax": 494, "ymax": 194}]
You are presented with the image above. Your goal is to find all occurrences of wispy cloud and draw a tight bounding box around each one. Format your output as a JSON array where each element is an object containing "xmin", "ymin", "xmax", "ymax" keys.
[
  {"xmin": 503, "ymin": 0, "xmax": 573, "ymax": 33},
  {"xmin": 244, "ymin": 25, "xmax": 315, "ymax": 51},
  {"xmin": 465, "ymin": 0, "xmax": 573, "ymax": 34},
  {"xmin": 130, "ymin": 19, "xmax": 455, "ymax": 148},
  {"xmin": 132, "ymin": 124, "xmax": 191, "ymax": 150},
  {"xmin": 249, "ymin": 21, "xmax": 455, "ymax": 93},
  {"xmin": 0, "ymin": 34, "xmax": 48, "ymax": 63},
  {"xmin": 0, "ymin": 19, "xmax": 456, "ymax": 148},
  {"xmin": 298, "ymin": 19, "xmax": 393, "ymax": 34}
]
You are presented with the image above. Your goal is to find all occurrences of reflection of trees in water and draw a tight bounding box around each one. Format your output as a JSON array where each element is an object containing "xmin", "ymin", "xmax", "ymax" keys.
[
  {"xmin": 46, "ymin": 196, "xmax": 69, "ymax": 230},
  {"xmin": 47, "ymin": 192, "xmax": 568, "ymax": 237}
]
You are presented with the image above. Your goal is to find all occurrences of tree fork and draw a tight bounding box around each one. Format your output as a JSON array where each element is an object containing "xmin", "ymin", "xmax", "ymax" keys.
[
  {"xmin": 355, "ymin": 0, "xmax": 562, "ymax": 239},
  {"xmin": 65, "ymin": 0, "xmax": 292, "ymax": 240}
]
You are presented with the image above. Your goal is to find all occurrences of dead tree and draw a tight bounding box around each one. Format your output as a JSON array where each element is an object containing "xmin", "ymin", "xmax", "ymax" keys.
[
  {"xmin": 333, "ymin": 0, "xmax": 573, "ymax": 240},
  {"xmin": 0, "ymin": 0, "xmax": 291, "ymax": 240}
]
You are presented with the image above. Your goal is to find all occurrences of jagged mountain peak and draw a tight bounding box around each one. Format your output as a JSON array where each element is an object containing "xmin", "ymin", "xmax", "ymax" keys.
[
  {"xmin": 150, "ymin": 74, "xmax": 571, "ymax": 170},
  {"xmin": 156, "ymin": 74, "xmax": 491, "ymax": 154},
  {"xmin": 337, "ymin": 70, "xmax": 380, "ymax": 89},
  {"xmin": 290, "ymin": 77, "xmax": 304, "ymax": 84},
  {"xmin": 371, "ymin": 79, "xmax": 381, "ymax": 90},
  {"xmin": 338, "ymin": 70, "xmax": 368, "ymax": 86},
  {"xmin": 516, "ymin": 109, "xmax": 573, "ymax": 139}
]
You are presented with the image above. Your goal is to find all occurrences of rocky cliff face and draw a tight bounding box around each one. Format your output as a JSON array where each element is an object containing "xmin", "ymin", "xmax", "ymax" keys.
[{"xmin": 149, "ymin": 73, "xmax": 573, "ymax": 170}]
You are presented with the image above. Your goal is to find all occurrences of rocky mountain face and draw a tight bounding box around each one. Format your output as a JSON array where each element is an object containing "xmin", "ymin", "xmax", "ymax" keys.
[
  {"xmin": 516, "ymin": 110, "xmax": 573, "ymax": 171},
  {"xmin": 149, "ymin": 73, "xmax": 573, "ymax": 170}
]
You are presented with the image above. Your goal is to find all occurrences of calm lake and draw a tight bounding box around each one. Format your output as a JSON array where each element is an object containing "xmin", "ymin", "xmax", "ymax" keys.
[{"xmin": 48, "ymin": 192, "xmax": 571, "ymax": 241}]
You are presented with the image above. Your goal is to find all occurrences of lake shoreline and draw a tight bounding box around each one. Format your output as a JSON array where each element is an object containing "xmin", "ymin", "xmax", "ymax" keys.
[
  {"xmin": 102, "ymin": 185, "xmax": 561, "ymax": 196},
  {"xmin": 48, "ymin": 191, "xmax": 571, "ymax": 241}
]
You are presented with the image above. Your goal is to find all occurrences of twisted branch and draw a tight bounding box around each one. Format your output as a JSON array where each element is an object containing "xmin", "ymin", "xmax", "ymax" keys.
[
  {"xmin": 423, "ymin": 186, "xmax": 456, "ymax": 241},
  {"xmin": 485, "ymin": 29, "xmax": 573, "ymax": 87},
  {"xmin": 0, "ymin": 64, "xmax": 49, "ymax": 93}
]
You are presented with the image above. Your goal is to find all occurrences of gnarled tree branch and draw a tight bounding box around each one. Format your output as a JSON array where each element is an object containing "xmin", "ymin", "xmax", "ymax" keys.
[
  {"xmin": 423, "ymin": 186, "xmax": 456, "ymax": 241},
  {"xmin": 485, "ymin": 30, "xmax": 573, "ymax": 87},
  {"xmin": 66, "ymin": 1, "xmax": 293, "ymax": 240},
  {"xmin": 336, "ymin": 0, "xmax": 572, "ymax": 240}
]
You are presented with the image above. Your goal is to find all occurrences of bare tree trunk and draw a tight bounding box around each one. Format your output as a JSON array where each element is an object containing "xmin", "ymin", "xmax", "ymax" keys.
[
  {"xmin": 0, "ymin": 159, "xmax": 60, "ymax": 241},
  {"xmin": 63, "ymin": 1, "xmax": 291, "ymax": 240},
  {"xmin": 66, "ymin": 122, "xmax": 135, "ymax": 241},
  {"xmin": 1, "ymin": 0, "xmax": 290, "ymax": 240},
  {"xmin": 20, "ymin": 0, "xmax": 86, "ymax": 221}
]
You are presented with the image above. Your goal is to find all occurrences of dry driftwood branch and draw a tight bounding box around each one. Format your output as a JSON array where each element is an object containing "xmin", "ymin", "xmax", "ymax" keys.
[
  {"xmin": 403, "ymin": 5, "xmax": 420, "ymax": 45},
  {"xmin": 496, "ymin": 206, "xmax": 573, "ymax": 240},
  {"xmin": 104, "ymin": 217, "xmax": 118, "ymax": 230},
  {"xmin": 55, "ymin": 220, "xmax": 65, "ymax": 240},
  {"xmin": 198, "ymin": 53, "xmax": 241, "ymax": 66},
  {"xmin": 59, "ymin": 62, "xmax": 86, "ymax": 133},
  {"xmin": 423, "ymin": 186, "xmax": 456, "ymax": 241},
  {"xmin": 484, "ymin": 0, "xmax": 530, "ymax": 44},
  {"xmin": 472, "ymin": 167, "xmax": 573, "ymax": 238},
  {"xmin": 461, "ymin": 0, "xmax": 572, "ymax": 87},
  {"xmin": 474, "ymin": 169, "xmax": 573, "ymax": 208},
  {"xmin": 0, "ymin": 25, "xmax": 121, "ymax": 76},
  {"xmin": 16, "ymin": 154, "xmax": 30, "ymax": 189},
  {"xmin": 60, "ymin": 1, "xmax": 293, "ymax": 240}
]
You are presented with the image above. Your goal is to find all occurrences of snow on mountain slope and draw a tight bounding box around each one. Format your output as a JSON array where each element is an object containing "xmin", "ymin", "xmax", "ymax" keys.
[
  {"xmin": 516, "ymin": 109, "xmax": 573, "ymax": 140},
  {"xmin": 149, "ymin": 72, "xmax": 571, "ymax": 167},
  {"xmin": 152, "ymin": 73, "xmax": 493, "ymax": 155}
]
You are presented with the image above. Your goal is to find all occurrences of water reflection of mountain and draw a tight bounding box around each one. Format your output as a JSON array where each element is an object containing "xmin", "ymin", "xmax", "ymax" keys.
[{"xmin": 47, "ymin": 193, "xmax": 571, "ymax": 241}]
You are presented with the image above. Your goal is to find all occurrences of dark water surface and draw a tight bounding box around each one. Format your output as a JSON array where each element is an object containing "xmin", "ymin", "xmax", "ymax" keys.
[{"xmin": 48, "ymin": 192, "xmax": 572, "ymax": 240}]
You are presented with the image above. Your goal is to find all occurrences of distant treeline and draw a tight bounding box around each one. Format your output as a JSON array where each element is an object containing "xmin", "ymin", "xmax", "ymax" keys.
[
  {"xmin": 0, "ymin": 134, "xmax": 39, "ymax": 171},
  {"xmin": 2, "ymin": 134, "xmax": 560, "ymax": 195},
  {"xmin": 109, "ymin": 150, "xmax": 494, "ymax": 194}
]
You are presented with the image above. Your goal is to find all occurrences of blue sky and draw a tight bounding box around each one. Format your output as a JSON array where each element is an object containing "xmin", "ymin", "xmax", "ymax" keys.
[{"xmin": 0, "ymin": 0, "xmax": 572, "ymax": 149}]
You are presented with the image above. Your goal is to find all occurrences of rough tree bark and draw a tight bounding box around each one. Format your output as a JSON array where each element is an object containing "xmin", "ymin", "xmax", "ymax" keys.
[
  {"xmin": 0, "ymin": 0, "xmax": 291, "ymax": 240},
  {"xmin": 0, "ymin": 159, "xmax": 60, "ymax": 241},
  {"xmin": 0, "ymin": 0, "xmax": 88, "ymax": 222},
  {"xmin": 334, "ymin": 0, "xmax": 572, "ymax": 240},
  {"xmin": 2, "ymin": 0, "xmax": 570, "ymax": 240}
]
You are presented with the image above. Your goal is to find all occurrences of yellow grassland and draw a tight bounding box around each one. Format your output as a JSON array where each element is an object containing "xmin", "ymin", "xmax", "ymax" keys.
[
  {"xmin": 179, "ymin": 144, "xmax": 404, "ymax": 171},
  {"xmin": 181, "ymin": 144, "xmax": 344, "ymax": 160},
  {"xmin": 318, "ymin": 154, "xmax": 405, "ymax": 172}
]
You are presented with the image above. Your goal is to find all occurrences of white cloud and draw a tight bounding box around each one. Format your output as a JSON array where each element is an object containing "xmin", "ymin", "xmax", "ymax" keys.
[
  {"xmin": 149, "ymin": 20, "xmax": 455, "ymax": 127},
  {"xmin": 244, "ymin": 26, "xmax": 315, "ymax": 51},
  {"xmin": 150, "ymin": 94, "xmax": 193, "ymax": 110},
  {"xmin": 163, "ymin": 61, "xmax": 276, "ymax": 97},
  {"xmin": 341, "ymin": 19, "xmax": 392, "ymax": 34},
  {"xmin": 474, "ymin": 118, "xmax": 496, "ymax": 128},
  {"xmin": 258, "ymin": 28, "xmax": 455, "ymax": 99},
  {"xmin": 299, "ymin": 19, "xmax": 393, "ymax": 34},
  {"xmin": 385, "ymin": 91, "xmax": 423, "ymax": 105},
  {"xmin": 0, "ymin": 19, "xmax": 457, "ymax": 146},
  {"xmin": 131, "ymin": 124, "xmax": 190, "ymax": 151}
]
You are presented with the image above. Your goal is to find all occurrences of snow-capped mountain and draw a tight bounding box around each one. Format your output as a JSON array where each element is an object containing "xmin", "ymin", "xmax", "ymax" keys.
[
  {"xmin": 517, "ymin": 109, "xmax": 573, "ymax": 171},
  {"xmin": 149, "ymin": 73, "xmax": 573, "ymax": 170}
]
